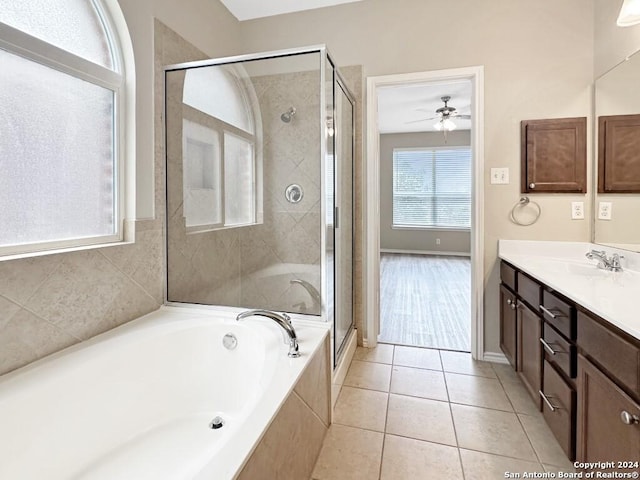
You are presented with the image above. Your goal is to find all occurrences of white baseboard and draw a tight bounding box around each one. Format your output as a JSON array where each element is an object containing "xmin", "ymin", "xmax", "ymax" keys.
[
  {"xmin": 380, "ymin": 248, "xmax": 471, "ymax": 257},
  {"xmin": 482, "ymin": 351, "xmax": 509, "ymax": 364}
]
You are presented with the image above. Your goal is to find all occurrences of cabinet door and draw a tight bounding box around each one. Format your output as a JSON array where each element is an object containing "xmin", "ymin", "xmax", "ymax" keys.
[
  {"xmin": 517, "ymin": 301, "xmax": 542, "ymax": 409},
  {"xmin": 500, "ymin": 285, "xmax": 517, "ymax": 368},
  {"xmin": 521, "ymin": 117, "xmax": 587, "ymax": 193},
  {"xmin": 577, "ymin": 355, "xmax": 640, "ymax": 463}
]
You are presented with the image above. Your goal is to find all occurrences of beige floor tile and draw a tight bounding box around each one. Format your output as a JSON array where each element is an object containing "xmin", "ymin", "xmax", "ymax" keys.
[
  {"xmin": 391, "ymin": 365, "xmax": 448, "ymax": 401},
  {"xmin": 451, "ymin": 404, "xmax": 537, "ymax": 461},
  {"xmin": 353, "ymin": 344, "xmax": 394, "ymax": 364},
  {"xmin": 333, "ymin": 386, "xmax": 388, "ymax": 432},
  {"xmin": 501, "ymin": 378, "xmax": 540, "ymax": 415},
  {"xmin": 344, "ymin": 360, "xmax": 392, "ymax": 392},
  {"xmin": 460, "ymin": 449, "xmax": 545, "ymax": 480},
  {"xmin": 445, "ymin": 372, "xmax": 513, "ymax": 411},
  {"xmin": 518, "ymin": 413, "xmax": 573, "ymax": 468},
  {"xmin": 393, "ymin": 345, "xmax": 442, "ymax": 370},
  {"xmin": 491, "ymin": 362, "xmax": 521, "ymax": 384},
  {"xmin": 380, "ymin": 435, "xmax": 463, "ymax": 479},
  {"xmin": 440, "ymin": 350, "xmax": 497, "ymax": 378},
  {"xmin": 386, "ymin": 394, "xmax": 457, "ymax": 446},
  {"xmin": 311, "ymin": 424, "xmax": 384, "ymax": 480}
]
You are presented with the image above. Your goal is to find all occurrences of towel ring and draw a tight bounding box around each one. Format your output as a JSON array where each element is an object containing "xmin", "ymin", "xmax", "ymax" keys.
[{"xmin": 510, "ymin": 197, "xmax": 541, "ymax": 226}]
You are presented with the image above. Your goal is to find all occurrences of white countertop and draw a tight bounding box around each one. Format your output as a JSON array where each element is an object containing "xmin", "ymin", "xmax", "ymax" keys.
[{"xmin": 498, "ymin": 240, "xmax": 640, "ymax": 341}]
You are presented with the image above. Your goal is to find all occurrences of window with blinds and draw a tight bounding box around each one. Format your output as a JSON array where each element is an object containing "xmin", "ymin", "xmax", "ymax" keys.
[{"xmin": 392, "ymin": 147, "xmax": 472, "ymax": 229}]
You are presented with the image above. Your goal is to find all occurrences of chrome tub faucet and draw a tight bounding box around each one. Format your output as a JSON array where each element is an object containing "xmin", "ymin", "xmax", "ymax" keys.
[{"xmin": 236, "ymin": 309, "xmax": 300, "ymax": 358}]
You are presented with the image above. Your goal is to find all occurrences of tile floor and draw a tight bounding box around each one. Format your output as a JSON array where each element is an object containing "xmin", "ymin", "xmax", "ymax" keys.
[{"xmin": 311, "ymin": 344, "xmax": 577, "ymax": 480}]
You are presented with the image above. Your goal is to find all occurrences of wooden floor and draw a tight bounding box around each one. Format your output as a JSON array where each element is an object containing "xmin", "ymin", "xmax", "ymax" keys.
[{"xmin": 379, "ymin": 253, "xmax": 471, "ymax": 352}]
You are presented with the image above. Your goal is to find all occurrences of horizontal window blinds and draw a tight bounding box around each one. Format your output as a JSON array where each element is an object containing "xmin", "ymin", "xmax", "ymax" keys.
[{"xmin": 393, "ymin": 147, "xmax": 472, "ymax": 229}]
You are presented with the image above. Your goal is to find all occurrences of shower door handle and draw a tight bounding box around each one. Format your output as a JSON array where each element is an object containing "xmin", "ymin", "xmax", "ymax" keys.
[{"xmin": 335, "ymin": 206, "xmax": 339, "ymax": 229}]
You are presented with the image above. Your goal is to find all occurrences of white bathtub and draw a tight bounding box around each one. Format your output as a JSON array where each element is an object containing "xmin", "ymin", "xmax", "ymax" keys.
[{"xmin": 0, "ymin": 306, "xmax": 330, "ymax": 479}]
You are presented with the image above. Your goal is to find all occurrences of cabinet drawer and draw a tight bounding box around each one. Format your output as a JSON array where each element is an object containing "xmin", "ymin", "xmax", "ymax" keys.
[
  {"xmin": 541, "ymin": 290, "xmax": 576, "ymax": 340},
  {"xmin": 541, "ymin": 360, "xmax": 576, "ymax": 460},
  {"xmin": 577, "ymin": 355, "xmax": 640, "ymax": 463},
  {"xmin": 500, "ymin": 285, "xmax": 518, "ymax": 369},
  {"xmin": 542, "ymin": 322, "xmax": 576, "ymax": 379},
  {"xmin": 577, "ymin": 311, "xmax": 640, "ymax": 396},
  {"xmin": 517, "ymin": 272, "xmax": 541, "ymax": 311},
  {"xmin": 500, "ymin": 261, "xmax": 516, "ymax": 292}
]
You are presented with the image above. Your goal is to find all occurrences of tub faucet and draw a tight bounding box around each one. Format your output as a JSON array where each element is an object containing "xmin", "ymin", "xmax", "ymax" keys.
[
  {"xmin": 236, "ymin": 309, "xmax": 300, "ymax": 358},
  {"xmin": 290, "ymin": 279, "xmax": 322, "ymax": 312},
  {"xmin": 585, "ymin": 250, "xmax": 623, "ymax": 272}
]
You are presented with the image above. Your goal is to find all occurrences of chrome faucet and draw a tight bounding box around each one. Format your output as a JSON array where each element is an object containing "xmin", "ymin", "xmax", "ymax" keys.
[
  {"xmin": 290, "ymin": 279, "xmax": 322, "ymax": 312},
  {"xmin": 585, "ymin": 250, "xmax": 624, "ymax": 272},
  {"xmin": 236, "ymin": 309, "xmax": 300, "ymax": 358}
]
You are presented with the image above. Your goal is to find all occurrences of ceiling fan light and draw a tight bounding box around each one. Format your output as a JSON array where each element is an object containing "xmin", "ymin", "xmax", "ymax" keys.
[
  {"xmin": 442, "ymin": 118, "xmax": 457, "ymax": 131},
  {"xmin": 434, "ymin": 120, "xmax": 443, "ymax": 131},
  {"xmin": 618, "ymin": 0, "xmax": 640, "ymax": 26}
]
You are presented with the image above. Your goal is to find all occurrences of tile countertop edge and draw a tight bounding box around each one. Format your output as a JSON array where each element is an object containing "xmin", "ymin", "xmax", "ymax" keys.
[{"xmin": 498, "ymin": 240, "xmax": 640, "ymax": 342}]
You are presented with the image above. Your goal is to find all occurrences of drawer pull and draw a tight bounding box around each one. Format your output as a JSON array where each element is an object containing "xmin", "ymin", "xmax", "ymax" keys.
[
  {"xmin": 620, "ymin": 411, "xmax": 640, "ymax": 425},
  {"xmin": 540, "ymin": 305, "xmax": 566, "ymax": 319},
  {"xmin": 539, "ymin": 390, "xmax": 561, "ymax": 412},
  {"xmin": 539, "ymin": 338, "xmax": 556, "ymax": 356}
]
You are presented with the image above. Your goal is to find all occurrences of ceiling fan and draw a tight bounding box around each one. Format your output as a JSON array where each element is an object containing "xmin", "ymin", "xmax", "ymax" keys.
[{"xmin": 408, "ymin": 95, "xmax": 471, "ymax": 130}]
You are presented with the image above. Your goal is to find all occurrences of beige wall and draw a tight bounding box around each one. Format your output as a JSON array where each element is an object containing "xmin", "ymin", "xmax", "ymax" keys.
[
  {"xmin": 379, "ymin": 131, "xmax": 472, "ymax": 254},
  {"xmin": 239, "ymin": 0, "xmax": 594, "ymax": 354},
  {"xmin": 594, "ymin": 0, "xmax": 640, "ymax": 77},
  {"xmin": 0, "ymin": 2, "xmax": 241, "ymax": 376}
]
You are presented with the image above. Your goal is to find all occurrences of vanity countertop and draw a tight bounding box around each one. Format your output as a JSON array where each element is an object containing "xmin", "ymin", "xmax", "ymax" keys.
[{"xmin": 498, "ymin": 240, "xmax": 640, "ymax": 341}]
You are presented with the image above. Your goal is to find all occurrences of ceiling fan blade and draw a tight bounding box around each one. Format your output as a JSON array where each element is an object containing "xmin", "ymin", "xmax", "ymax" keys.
[
  {"xmin": 404, "ymin": 117, "xmax": 432, "ymax": 124},
  {"xmin": 452, "ymin": 114, "xmax": 471, "ymax": 120}
]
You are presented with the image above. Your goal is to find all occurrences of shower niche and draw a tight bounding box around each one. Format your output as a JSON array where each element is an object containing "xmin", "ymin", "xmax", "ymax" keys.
[{"xmin": 164, "ymin": 46, "xmax": 355, "ymax": 367}]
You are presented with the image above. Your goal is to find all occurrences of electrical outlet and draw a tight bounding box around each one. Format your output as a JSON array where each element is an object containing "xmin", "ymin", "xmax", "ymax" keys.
[
  {"xmin": 436, "ymin": 238, "xmax": 441, "ymax": 245},
  {"xmin": 571, "ymin": 202, "xmax": 584, "ymax": 220},
  {"xmin": 490, "ymin": 167, "xmax": 509, "ymax": 185},
  {"xmin": 598, "ymin": 202, "xmax": 613, "ymax": 220}
]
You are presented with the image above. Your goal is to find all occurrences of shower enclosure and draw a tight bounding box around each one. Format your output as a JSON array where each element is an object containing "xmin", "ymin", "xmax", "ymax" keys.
[{"xmin": 164, "ymin": 46, "xmax": 355, "ymax": 366}]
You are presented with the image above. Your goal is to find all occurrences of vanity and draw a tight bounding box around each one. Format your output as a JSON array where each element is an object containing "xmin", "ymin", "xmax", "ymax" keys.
[{"xmin": 499, "ymin": 240, "xmax": 640, "ymax": 464}]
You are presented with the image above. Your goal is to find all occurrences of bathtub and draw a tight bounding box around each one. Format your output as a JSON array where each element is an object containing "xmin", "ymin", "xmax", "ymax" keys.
[{"xmin": 0, "ymin": 306, "xmax": 330, "ymax": 479}]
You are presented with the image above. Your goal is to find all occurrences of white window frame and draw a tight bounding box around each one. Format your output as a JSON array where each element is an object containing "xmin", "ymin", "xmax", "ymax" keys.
[
  {"xmin": 392, "ymin": 146, "xmax": 472, "ymax": 231},
  {"xmin": 0, "ymin": 0, "xmax": 132, "ymax": 258}
]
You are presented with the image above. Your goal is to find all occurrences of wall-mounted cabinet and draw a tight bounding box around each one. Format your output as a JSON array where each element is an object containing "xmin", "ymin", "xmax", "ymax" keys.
[
  {"xmin": 520, "ymin": 117, "xmax": 587, "ymax": 193},
  {"xmin": 598, "ymin": 114, "xmax": 640, "ymax": 193}
]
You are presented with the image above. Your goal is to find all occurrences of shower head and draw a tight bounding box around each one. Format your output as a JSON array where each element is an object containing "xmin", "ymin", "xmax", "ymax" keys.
[{"xmin": 281, "ymin": 107, "xmax": 296, "ymax": 123}]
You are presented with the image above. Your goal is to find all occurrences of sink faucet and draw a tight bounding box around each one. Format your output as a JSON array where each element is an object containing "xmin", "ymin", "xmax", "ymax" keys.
[
  {"xmin": 290, "ymin": 279, "xmax": 322, "ymax": 313},
  {"xmin": 236, "ymin": 309, "xmax": 300, "ymax": 358},
  {"xmin": 585, "ymin": 250, "xmax": 624, "ymax": 272}
]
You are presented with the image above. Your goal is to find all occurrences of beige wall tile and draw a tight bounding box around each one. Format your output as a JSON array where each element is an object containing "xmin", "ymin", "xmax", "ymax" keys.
[{"xmin": 294, "ymin": 336, "xmax": 331, "ymax": 426}]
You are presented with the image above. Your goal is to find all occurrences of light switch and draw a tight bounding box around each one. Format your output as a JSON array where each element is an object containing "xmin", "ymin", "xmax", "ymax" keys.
[{"xmin": 490, "ymin": 168, "xmax": 509, "ymax": 185}]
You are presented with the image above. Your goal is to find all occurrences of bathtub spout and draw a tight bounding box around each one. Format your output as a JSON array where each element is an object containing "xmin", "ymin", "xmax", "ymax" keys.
[
  {"xmin": 236, "ymin": 309, "xmax": 300, "ymax": 358},
  {"xmin": 290, "ymin": 279, "xmax": 321, "ymax": 312}
]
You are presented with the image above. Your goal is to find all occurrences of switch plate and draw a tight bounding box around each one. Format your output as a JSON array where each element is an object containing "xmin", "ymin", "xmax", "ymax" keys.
[
  {"xmin": 490, "ymin": 167, "xmax": 509, "ymax": 184},
  {"xmin": 571, "ymin": 202, "xmax": 584, "ymax": 220},
  {"xmin": 598, "ymin": 202, "xmax": 613, "ymax": 220}
]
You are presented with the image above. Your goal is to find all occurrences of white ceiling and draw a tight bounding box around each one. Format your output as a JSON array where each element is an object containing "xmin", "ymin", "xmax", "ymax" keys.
[
  {"xmin": 377, "ymin": 80, "xmax": 472, "ymax": 134},
  {"xmin": 220, "ymin": 0, "xmax": 364, "ymax": 21}
]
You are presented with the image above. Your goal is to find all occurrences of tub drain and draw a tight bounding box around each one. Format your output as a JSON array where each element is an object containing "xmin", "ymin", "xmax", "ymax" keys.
[{"xmin": 209, "ymin": 416, "xmax": 225, "ymax": 429}]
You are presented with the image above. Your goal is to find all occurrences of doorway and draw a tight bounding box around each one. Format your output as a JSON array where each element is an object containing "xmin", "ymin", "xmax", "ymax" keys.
[{"xmin": 364, "ymin": 67, "xmax": 485, "ymax": 359}]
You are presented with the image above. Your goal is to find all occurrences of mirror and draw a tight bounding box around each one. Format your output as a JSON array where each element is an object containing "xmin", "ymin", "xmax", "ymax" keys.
[{"xmin": 593, "ymin": 48, "xmax": 640, "ymax": 252}]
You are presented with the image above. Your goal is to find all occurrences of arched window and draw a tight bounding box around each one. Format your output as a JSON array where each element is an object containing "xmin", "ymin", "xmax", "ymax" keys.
[{"xmin": 0, "ymin": 0, "xmax": 133, "ymax": 256}]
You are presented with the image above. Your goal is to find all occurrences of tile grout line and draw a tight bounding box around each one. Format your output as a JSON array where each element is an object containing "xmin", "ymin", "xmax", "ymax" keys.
[
  {"xmin": 441, "ymin": 350, "xmax": 467, "ymax": 479},
  {"xmin": 377, "ymin": 345, "xmax": 394, "ymax": 480}
]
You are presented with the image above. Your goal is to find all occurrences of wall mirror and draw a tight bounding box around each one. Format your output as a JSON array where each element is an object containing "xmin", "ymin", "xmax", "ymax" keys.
[{"xmin": 593, "ymin": 48, "xmax": 640, "ymax": 252}]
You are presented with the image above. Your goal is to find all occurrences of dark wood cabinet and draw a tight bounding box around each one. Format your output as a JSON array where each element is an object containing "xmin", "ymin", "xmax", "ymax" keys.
[
  {"xmin": 517, "ymin": 300, "xmax": 542, "ymax": 409},
  {"xmin": 577, "ymin": 355, "xmax": 640, "ymax": 464},
  {"xmin": 542, "ymin": 359, "xmax": 576, "ymax": 460},
  {"xmin": 521, "ymin": 117, "xmax": 587, "ymax": 193},
  {"xmin": 598, "ymin": 114, "xmax": 640, "ymax": 193},
  {"xmin": 500, "ymin": 285, "xmax": 517, "ymax": 368}
]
